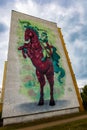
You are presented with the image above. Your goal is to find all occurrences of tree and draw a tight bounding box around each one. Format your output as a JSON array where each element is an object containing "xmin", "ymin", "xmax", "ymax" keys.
[{"xmin": 81, "ymin": 85, "xmax": 87, "ymax": 110}]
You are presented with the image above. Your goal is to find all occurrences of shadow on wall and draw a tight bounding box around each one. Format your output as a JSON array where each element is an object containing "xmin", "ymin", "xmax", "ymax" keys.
[{"xmin": 15, "ymin": 100, "xmax": 70, "ymax": 115}]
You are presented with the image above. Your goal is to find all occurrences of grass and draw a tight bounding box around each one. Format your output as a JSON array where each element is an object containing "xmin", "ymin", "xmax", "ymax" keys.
[
  {"xmin": 0, "ymin": 111, "xmax": 87, "ymax": 130},
  {"xmin": 42, "ymin": 118, "xmax": 87, "ymax": 130}
]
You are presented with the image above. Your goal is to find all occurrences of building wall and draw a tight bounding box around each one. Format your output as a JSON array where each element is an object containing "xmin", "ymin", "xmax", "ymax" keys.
[{"xmin": 2, "ymin": 10, "xmax": 83, "ymax": 125}]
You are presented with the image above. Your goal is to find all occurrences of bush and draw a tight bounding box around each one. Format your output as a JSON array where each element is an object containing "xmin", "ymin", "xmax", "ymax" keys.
[{"xmin": 81, "ymin": 85, "xmax": 87, "ymax": 110}]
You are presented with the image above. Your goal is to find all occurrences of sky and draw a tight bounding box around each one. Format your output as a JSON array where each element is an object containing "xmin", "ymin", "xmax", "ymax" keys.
[{"xmin": 0, "ymin": 0, "xmax": 87, "ymax": 88}]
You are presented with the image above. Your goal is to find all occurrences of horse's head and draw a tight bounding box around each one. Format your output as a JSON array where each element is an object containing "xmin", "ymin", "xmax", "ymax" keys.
[
  {"xmin": 25, "ymin": 28, "xmax": 34, "ymax": 42},
  {"xmin": 24, "ymin": 27, "xmax": 41, "ymax": 49}
]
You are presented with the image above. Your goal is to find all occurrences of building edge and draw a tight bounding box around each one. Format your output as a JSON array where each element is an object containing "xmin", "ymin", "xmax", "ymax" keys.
[
  {"xmin": 0, "ymin": 61, "xmax": 7, "ymax": 112},
  {"xmin": 58, "ymin": 28, "xmax": 84, "ymax": 111}
]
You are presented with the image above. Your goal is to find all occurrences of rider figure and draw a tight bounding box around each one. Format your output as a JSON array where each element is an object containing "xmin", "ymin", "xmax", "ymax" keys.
[{"xmin": 40, "ymin": 32, "xmax": 53, "ymax": 61}]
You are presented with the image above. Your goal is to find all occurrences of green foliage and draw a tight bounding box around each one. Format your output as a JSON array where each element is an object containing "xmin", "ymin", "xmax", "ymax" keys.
[{"xmin": 81, "ymin": 85, "xmax": 87, "ymax": 110}]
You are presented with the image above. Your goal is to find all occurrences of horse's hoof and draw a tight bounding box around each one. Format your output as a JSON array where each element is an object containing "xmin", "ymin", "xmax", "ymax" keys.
[
  {"xmin": 49, "ymin": 100, "xmax": 55, "ymax": 106},
  {"xmin": 38, "ymin": 100, "xmax": 44, "ymax": 105}
]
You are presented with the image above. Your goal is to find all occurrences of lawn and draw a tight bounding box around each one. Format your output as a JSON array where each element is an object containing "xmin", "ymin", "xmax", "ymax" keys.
[{"xmin": 42, "ymin": 118, "xmax": 87, "ymax": 130}]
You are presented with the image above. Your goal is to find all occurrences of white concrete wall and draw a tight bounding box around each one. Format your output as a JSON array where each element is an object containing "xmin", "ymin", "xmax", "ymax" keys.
[{"xmin": 2, "ymin": 10, "xmax": 80, "ymax": 125}]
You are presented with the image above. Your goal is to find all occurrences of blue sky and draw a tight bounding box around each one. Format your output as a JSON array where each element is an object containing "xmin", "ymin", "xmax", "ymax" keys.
[{"xmin": 0, "ymin": 0, "xmax": 87, "ymax": 88}]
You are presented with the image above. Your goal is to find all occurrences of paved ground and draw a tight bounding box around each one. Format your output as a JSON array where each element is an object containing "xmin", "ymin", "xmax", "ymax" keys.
[{"xmin": 18, "ymin": 115, "xmax": 87, "ymax": 130}]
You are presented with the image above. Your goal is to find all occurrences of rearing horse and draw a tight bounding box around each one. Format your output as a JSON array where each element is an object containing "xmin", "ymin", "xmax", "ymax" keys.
[{"xmin": 18, "ymin": 27, "xmax": 55, "ymax": 106}]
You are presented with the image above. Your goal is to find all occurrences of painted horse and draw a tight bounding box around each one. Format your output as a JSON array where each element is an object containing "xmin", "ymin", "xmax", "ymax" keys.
[{"xmin": 18, "ymin": 27, "xmax": 55, "ymax": 106}]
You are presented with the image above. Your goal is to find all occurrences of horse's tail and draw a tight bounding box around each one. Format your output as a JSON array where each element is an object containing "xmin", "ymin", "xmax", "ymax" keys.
[
  {"xmin": 57, "ymin": 67, "xmax": 65, "ymax": 83},
  {"xmin": 52, "ymin": 46, "xmax": 65, "ymax": 84}
]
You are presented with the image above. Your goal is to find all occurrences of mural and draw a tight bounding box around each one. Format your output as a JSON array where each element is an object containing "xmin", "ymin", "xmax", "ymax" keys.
[
  {"xmin": 17, "ymin": 20, "xmax": 65, "ymax": 105},
  {"xmin": 2, "ymin": 11, "xmax": 81, "ymax": 125}
]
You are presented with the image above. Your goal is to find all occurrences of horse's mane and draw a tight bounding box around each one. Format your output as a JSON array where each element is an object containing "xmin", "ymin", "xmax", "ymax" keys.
[{"xmin": 25, "ymin": 25, "xmax": 39, "ymax": 38}]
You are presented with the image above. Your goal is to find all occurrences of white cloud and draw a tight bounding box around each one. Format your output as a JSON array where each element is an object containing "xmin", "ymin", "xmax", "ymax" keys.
[
  {"xmin": 15, "ymin": 0, "xmax": 40, "ymax": 17},
  {"xmin": 77, "ymin": 79, "xmax": 87, "ymax": 88}
]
